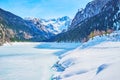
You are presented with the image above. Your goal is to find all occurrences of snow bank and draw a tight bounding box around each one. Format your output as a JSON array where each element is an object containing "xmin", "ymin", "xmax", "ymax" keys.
[
  {"xmin": 53, "ymin": 41, "xmax": 120, "ymax": 80},
  {"xmin": 52, "ymin": 31, "xmax": 120, "ymax": 80}
]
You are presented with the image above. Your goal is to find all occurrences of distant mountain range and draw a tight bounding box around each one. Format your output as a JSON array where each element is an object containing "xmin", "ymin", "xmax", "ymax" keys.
[
  {"xmin": 25, "ymin": 16, "xmax": 71, "ymax": 35},
  {"xmin": 53, "ymin": 0, "xmax": 120, "ymax": 42},
  {"xmin": 0, "ymin": 8, "xmax": 71, "ymax": 44}
]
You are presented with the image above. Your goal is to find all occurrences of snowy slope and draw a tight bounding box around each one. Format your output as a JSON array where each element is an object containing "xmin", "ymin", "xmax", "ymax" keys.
[{"xmin": 52, "ymin": 31, "xmax": 120, "ymax": 80}]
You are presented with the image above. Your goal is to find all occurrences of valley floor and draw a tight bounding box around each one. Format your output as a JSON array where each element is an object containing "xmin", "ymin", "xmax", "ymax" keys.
[
  {"xmin": 0, "ymin": 42, "xmax": 80, "ymax": 80},
  {"xmin": 0, "ymin": 32, "xmax": 120, "ymax": 80}
]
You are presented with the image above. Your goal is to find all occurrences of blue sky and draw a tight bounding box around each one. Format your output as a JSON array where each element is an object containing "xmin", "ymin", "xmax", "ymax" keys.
[{"xmin": 0, "ymin": 0, "xmax": 92, "ymax": 19}]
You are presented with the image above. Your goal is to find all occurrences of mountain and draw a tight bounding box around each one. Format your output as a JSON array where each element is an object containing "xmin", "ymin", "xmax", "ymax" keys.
[
  {"xmin": 70, "ymin": 0, "xmax": 111, "ymax": 29},
  {"xmin": 25, "ymin": 16, "xmax": 71, "ymax": 35},
  {"xmin": 0, "ymin": 8, "xmax": 71, "ymax": 44},
  {"xmin": 0, "ymin": 8, "xmax": 49, "ymax": 42},
  {"xmin": 53, "ymin": 0, "xmax": 120, "ymax": 42}
]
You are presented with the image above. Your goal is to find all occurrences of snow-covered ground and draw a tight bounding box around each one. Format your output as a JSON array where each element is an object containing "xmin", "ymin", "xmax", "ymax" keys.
[
  {"xmin": 52, "ymin": 31, "xmax": 120, "ymax": 80},
  {"xmin": 0, "ymin": 42, "xmax": 80, "ymax": 80},
  {"xmin": 0, "ymin": 31, "xmax": 120, "ymax": 80}
]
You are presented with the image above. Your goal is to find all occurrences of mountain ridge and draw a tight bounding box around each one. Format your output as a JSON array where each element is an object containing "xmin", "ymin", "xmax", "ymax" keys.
[
  {"xmin": 0, "ymin": 8, "xmax": 71, "ymax": 44},
  {"xmin": 53, "ymin": 0, "xmax": 120, "ymax": 42},
  {"xmin": 70, "ymin": 0, "xmax": 112, "ymax": 29},
  {"xmin": 25, "ymin": 16, "xmax": 71, "ymax": 35}
]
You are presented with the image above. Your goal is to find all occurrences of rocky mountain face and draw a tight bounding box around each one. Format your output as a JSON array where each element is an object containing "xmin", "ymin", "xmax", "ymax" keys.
[
  {"xmin": 0, "ymin": 8, "xmax": 47, "ymax": 42},
  {"xmin": 54, "ymin": 0, "xmax": 120, "ymax": 42},
  {"xmin": 0, "ymin": 8, "xmax": 71, "ymax": 44},
  {"xmin": 70, "ymin": 0, "xmax": 111, "ymax": 29}
]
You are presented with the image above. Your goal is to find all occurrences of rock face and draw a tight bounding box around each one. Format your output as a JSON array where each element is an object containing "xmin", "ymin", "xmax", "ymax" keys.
[
  {"xmin": 70, "ymin": 0, "xmax": 111, "ymax": 29},
  {"xmin": 54, "ymin": 0, "xmax": 120, "ymax": 42}
]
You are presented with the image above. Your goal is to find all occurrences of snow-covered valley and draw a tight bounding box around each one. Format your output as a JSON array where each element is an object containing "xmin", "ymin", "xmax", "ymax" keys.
[
  {"xmin": 0, "ymin": 32, "xmax": 120, "ymax": 80},
  {"xmin": 0, "ymin": 42, "xmax": 80, "ymax": 80},
  {"xmin": 0, "ymin": 0, "xmax": 120, "ymax": 80}
]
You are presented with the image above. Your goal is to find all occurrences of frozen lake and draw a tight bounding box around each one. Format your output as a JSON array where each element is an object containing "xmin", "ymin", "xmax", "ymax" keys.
[{"xmin": 0, "ymin": 42, "xmax": 80, "ymax": 80}]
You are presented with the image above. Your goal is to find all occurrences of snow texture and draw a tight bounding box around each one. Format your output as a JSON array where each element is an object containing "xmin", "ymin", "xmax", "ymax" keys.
[
  {"xmin": 52, "ymin": 31, "xmax": 120, "ymax": 80},
  {"xmin": 0, "ymin": 42, "xmax": 80, "ymax": 80}
]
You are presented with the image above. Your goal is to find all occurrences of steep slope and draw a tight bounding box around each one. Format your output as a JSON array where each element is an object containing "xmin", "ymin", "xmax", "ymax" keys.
[
  {"xmin": 54, "ymin": 0, "xmax": 120, "ymax": 42},
  {"xmin": 0, "ymin": 8, "xmax": 49, "ymax": 42},
  {"xmin": 52, "ymin": 31, "xmax": 120, "ymax": 80},
  {"xmin": 70, "ymin": 0, "xmax": 111, "ymax": 29}
]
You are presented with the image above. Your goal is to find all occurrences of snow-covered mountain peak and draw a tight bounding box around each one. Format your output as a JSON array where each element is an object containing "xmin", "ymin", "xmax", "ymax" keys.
[
  {"xmin": 25, "ymin": 16, "xmax": 72, "ymax": 34},
  {"xmin": 57, "ymin": 16, "xmax": 71, "ymax": 21}
]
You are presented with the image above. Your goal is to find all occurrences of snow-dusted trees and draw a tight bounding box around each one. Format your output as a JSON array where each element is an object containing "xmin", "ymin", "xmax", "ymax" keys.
[{"xmin": 0, "ymin": 24, "xmax": 5, "ymax": 45}]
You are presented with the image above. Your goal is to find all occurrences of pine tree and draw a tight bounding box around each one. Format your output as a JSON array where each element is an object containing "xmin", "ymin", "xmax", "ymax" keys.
[
  {"xmin": 89, "ymin": 31, "xmax": 94, "ymax": 40},
  {"xmin": 0, "ymin": 24, "xmax": 5, "ymax": 45}
]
